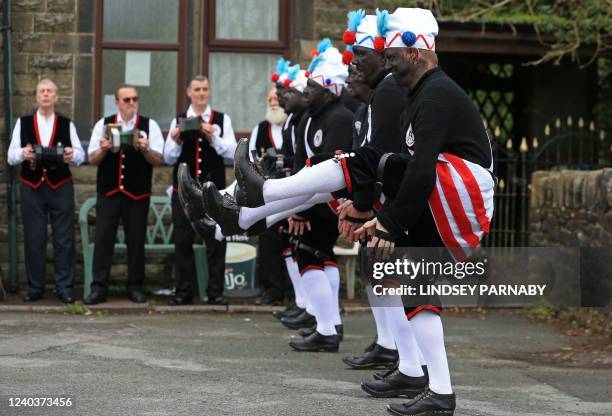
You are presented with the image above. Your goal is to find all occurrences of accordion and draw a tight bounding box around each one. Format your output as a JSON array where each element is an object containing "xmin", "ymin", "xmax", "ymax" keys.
[
  {"xmin": 34, "ymin": 144, "xmax": 65, "ymax": 170},
  {"xmin": 106, "ymin": 123, "xmax": 140, "ymax": 152}
]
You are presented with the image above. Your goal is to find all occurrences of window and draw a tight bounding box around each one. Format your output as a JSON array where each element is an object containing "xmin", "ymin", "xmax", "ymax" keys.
[
  {"xmin": 204, "ymin": 0, "xmax": 291, "ymax": 135},
  {"xmin": 95, "ymin": 0, "xmax": 186, "ymax": 129}
]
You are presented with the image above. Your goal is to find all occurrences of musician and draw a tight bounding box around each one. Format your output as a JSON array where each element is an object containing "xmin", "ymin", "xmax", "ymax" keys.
[{"xmin": 7, "ymin": 79, "xmax": 85, "ymax": 303}]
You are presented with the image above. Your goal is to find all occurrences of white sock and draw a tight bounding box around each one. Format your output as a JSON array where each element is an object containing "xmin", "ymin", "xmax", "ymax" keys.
[
  {"xmin": 262, "ymin": 160, "xmax": 345, "ymax": 203},
  {"xmin": 410, "ymin": 311, "xmax": 453, "ymax": 394},
  {"xmin": 264, "ymin": 193, "xmax": 334, "ymax": 227},
  {"xmin": 301, "ymin": 269, "xmax": 337, "ymax": 336},
  {"xmin": 214, "ymin": 225, "xmax": 224, "ymax": 241},
  {"xmin": 324, "ymin": 265, "xmax": 342, "ymax": 326},
  {"xmin": 385, "ymin": 300, "xmax": 425, "ymax": 378},
  {"xmin": 366, "ymin": 285, "xmax": 395, "ymax": 350},
  {"xmin": 239, "ymin": 195, "xmax": 312, "ymax": 230},
  {"xmin": 285, "ymin": 254, "xmax": 308, "ymax": 309}
]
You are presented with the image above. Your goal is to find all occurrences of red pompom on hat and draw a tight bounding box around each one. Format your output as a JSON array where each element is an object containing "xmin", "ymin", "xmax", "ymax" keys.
[
  {"xmin": 304, "ymin": 70, "xmax": 310, "ymax": 77},
  {"xmin": 374, "ymin": 36, "xmax": 385, "ymax": 52},
  {"xmin": 342, "ymin": 49, "xmax": 354, "ymax": 65},
  {"xmin": 343, "ymin": 30, "xmax": 356, "ymax": 45},
  {"xmin": 310, "ymin": 49, "xmax": 319, "ymax": 58},
  {"xmin": 283, "ymin": 79, "xmax": 292, "ymax": 87},
  {"xmin": 271, "ymin": 73, "xmax": 280, "ymax": 82}
]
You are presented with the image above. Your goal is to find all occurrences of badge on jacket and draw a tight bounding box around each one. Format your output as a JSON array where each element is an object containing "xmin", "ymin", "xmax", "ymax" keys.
[
  {"xmin": 313, "ymin": 129, "xmax": 323, "ymax": 147},
  {"xmin": 405, "ymin": 124, "xmax": 415, "ymax": 148},
  {"xmin": 354, "ymin": 121, "xmax": 362, "ymax": 135}
]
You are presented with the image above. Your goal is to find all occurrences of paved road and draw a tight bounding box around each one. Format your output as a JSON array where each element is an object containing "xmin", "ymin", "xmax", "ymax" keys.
[{"xmin": 0, "ymin": 310, "xmax": 610, "ymax": 416}]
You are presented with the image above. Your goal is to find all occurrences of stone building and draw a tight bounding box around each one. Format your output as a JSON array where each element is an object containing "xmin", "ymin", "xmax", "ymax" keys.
[{"xmin": 0, "ymin": 0, "xmax": 607, "ymax": 291}]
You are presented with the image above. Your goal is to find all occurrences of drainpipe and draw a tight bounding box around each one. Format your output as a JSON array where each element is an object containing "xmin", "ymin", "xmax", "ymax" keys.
[{"xmin": 2, "ymin": 0, "xmax": 18, "ymax": 292}]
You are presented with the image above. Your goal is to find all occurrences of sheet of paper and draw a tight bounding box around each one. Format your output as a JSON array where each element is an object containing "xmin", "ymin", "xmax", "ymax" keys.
[
  {"xmin": 103, "ymin": 94, "xmax": 116, "ymax": 116},
  {"xmin": 125, "ymin": 51, "xmax": 151, "ymax": 86}
]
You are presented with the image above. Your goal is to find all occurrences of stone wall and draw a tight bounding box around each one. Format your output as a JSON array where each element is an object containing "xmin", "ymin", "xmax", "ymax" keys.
[{"xmin": 529, "ymin": 169, "xmax": 612, "ymax": 247}]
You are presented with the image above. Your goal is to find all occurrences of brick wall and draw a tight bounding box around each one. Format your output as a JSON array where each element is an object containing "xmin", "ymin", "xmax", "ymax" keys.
[{"xmin": 529, "ymin": 169, "xmax": 612, "ymax": 247}]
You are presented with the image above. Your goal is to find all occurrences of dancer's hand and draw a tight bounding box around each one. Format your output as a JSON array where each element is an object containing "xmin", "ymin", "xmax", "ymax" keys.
[
  {"xmin": 338, "ymin": 201, "xmax": 372, "ymax": 241},
  {"xmin": 355, "ymin": 218, "xmax": 395, "ymax": 261},
  {"xmin": 288, "ymin": 215, "xmax": 311, "ymax": 236}
]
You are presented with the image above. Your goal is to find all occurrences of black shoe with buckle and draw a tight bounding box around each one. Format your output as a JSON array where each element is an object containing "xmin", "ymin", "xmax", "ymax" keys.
[
  {"xmin": 364, "ymin": 335, "xmax": 378, "ymax": 353},
  {"xmin": 177, "ymin": 163, "xmax": 206, "ymax": 221},
  {"xmin": 361, "ymin": 368, "xmax": 428, "ymax": 398},
  {"xmin": 289, "ymin": 331, "xmax": 340, "ymax": 352},
  {"xmin": 127, "ymin": 289, "xmax": 147, "ymax": 303},
  {"xmin": 273, "ymin": 303, "xmax": 302, "ymax": 320},
  {"xmin": 343, "ymin": 344, "xmax": 399, "ymax": 369},
  {"xmin": 280, "ymin": 310, "xmax": 316, "ymax": 329},
  {"xmin": 386, "ymin": 388, "xmax": 456, "ymax": 416},
  {"xmin": 234, "ymin": 139, "xmax": 266, "ymax": 208}
]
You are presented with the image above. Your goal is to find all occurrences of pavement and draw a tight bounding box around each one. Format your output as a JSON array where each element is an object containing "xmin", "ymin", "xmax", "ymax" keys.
[{"xmin": 0, "ymin": 309, "xmax": 610, "ymax": 416}]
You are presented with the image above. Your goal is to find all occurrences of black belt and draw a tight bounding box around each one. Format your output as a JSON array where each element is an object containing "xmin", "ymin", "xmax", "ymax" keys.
[
  {"xmin": 297, "ymin": 242, "xmax": 332, "ymax": 262},
  {"xmin": 372, "ymin": 152, "xmax": 392, "ymax": 203}
]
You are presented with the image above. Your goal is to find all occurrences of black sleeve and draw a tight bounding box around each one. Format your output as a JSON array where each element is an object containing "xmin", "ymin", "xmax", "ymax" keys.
[
  {"xmin": 280, "ymin": 127, "xmax": 294, "ymax": 169},
  {"xmin": 323, "ymin": 109, "xmax": 353, "ymax": 153},
  {"xmin": 369, "ymin": 83, "xmax": 406, "ymax": 153},
  {"xmin": 292, "ymin": 118, "xmax": 308, "ymax": 174},
  {"xmin": 376, "ymin": 98, "xmax": 449, "ymax": 238}
]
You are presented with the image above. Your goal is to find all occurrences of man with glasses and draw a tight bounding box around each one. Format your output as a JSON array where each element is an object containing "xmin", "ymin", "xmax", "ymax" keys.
[{"xmin": 85, "ymin": 84, "xmax": 164, "ymax": 305}]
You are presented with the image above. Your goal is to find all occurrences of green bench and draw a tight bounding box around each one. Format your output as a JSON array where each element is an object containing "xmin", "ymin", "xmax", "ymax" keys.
[{"xmin": 78, "ymin": 196, "xmax": 209, "ymax": 299}]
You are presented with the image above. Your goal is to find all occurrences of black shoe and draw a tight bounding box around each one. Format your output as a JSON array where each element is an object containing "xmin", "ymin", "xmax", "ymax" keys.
[
  {"xmin": 84, "ymin": 290, "xmax": 106, "ymax": 305},
  {"xmin": 191, "ymin": 216, "xmax": 218, "ymax": 246},
  {"xmin": 364, "ymin": 335, "xmax": 378, "ymax": 352},
  {"xmin": 343, "ymin": 344, "xmax": 399, "ymax": 369},
  {"xmin": 386, "ymin": 388, "xmax": 456, "ymax": 416},
  {"xmin": 127, "ymin": 289, "xmax": 147, "ymax": 303},
  {"xmin": 281, "ymin": 310, "xmax": 316, "ymax": 329},
  {"xmin": 273, "ymin": 303, "xmax": 302, "ymax": 320},
  {"xmin": 57, "ymin": 292, "xmax": 75, "ymax": 304},
  {"xmin": 234, "ymin": 138, "xmax": 266, "ymax": 207},
  {"xmin": 208, "ymin": 296, "xmax": 229, "ymax": 305},
  {"xmin": 177, "ymin": 163, "xmax": 205, "ymax": 221},
  {"xmin": 299, "ymin": 324, "xmax": 343, "ymax": 341},
  {"xmin": 202, "ymin": 182, "xmax": 246, "ymax": 236},
  {"xmin": 289, "ymin": 331, "xmax": 340, "ymax": 352},
  {"xmin": 375, "ymin": 365, "xmax": 428, "ymax": 381},
  {"xmin": 361, "ymin": 368, "xmax": 428, "ymax": 398},
  {"xmin": 23, "ymin": 292, "xmax": 43, "ymax": 302},
  {"xmin": 169, "ymin": 296, "xmax": 193, "ymax": 306}
]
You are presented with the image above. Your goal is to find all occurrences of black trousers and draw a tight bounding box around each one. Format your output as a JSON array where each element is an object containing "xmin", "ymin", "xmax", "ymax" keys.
[
  {"xmin": 171, "ymin": 193, "xmax": 226, "ymax": 299},
  {"xmin": 91, "ymin": 193, "xmax": 149, "ymax": 292},
  {"xmin": 256, "ymin": 222, "xmax": 290, "ymax": 299},
  {"xmin": 296, "ymin": 206, "xmax": 339, "ymax": 273},
  {"xmin": 20, "ymin": 182, "xmax": 75, "ymax": 296}
]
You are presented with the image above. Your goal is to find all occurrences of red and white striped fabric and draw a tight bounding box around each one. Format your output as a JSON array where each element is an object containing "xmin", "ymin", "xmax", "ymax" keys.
[{"xmin": 428, "ymin": 152, "xmax": 494, "ymax": 261}]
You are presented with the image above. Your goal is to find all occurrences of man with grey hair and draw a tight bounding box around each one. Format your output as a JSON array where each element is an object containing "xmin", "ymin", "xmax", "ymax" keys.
[
  {"xmin": 7, "ymin": 78, "xmax": 85, "ymax": 303},
  {"xmin": 164, "ymin": 75, "xmax": 237, "ymax": 306}
]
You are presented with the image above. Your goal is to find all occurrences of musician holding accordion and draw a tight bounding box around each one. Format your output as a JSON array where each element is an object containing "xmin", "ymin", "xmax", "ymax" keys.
[
  {"xmin": 7, "ymin": 79, "xmax": 85, "ymax": 304},
  {"xmin": 85, "ymin": 83, "xmax": 164, "ymax": 305}
]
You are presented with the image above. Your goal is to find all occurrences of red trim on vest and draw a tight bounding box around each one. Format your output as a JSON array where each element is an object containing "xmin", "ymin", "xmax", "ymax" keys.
[
  {"xmin": 323, "ymin": 260, "xmax": 338, "ymax": 268},
  {"xmin": 305, "ymin": 158, "xmax": 312, "ymax": 167},
  {"xmin": 300, "ymin": 265, "xmax": 325, "ymax": 275},
  {"xmin": 22, "ymin": 113, "xmax": 73, "ymax": 190},
  {"xmin": 104, "ymin": 114, "xmax": 149, "ymax": 200},
  {"xmin": 406, "ymin": 305, "xmax": 442, "ymax": 320}
]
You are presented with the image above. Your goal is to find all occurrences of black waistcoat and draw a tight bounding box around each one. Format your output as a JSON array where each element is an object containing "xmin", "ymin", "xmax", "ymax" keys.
[
  {"xmin": 97, "ymin": 114, "xmax": 152, "ymax": 200},
  {"xmin": 20, "ymin": 113, "xmax": 73, "ymax": 189},
  {"xmin": 172, "ymin": 110, "xmax": 226, "ymax": 189}
]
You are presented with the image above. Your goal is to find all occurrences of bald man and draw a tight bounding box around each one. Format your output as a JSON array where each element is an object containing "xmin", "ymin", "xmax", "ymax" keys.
[{"xmin": 8, "ymin": 79, "xmax": 85, "ymax": 303}]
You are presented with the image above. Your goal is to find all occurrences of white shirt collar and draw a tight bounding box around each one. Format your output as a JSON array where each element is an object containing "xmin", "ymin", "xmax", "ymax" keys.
[
  {"xmin": 187, "ymin": 104, "xmax": 212, "ymax": 121},
  {"xmin": 36, "ymin": 109, "xmax": 55, "ymax": 122},
  {"xmin": 116, "ymin": 112, "xmax": 138, "ymax": 130}
]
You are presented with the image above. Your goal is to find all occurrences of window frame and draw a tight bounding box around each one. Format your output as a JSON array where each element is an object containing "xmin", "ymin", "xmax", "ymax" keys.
[
  {"xmin": 202, "ymin": 0, "xmax": 291, "ymax": 136},
  {"xmin": 94, "ymin": 0, "xmax": 187, "ymax": 121}
]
